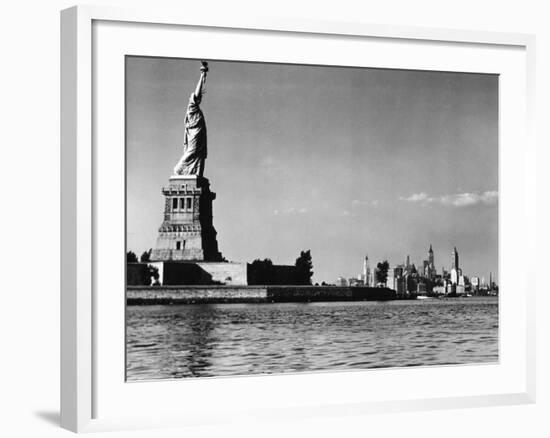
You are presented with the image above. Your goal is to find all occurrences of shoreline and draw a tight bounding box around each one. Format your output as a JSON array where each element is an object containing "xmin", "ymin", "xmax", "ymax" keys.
[{"xmin": 127, "ymin": 285, "xmax": 401, "ymax": 305}]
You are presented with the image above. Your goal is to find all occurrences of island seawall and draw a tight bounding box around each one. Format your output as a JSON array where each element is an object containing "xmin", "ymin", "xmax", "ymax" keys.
[{"xmin": 127, "ymin": 285, "xmax": 396, "ymax": 305}]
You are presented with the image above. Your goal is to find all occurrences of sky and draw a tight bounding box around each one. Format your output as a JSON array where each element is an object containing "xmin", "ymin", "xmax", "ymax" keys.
[{"xmin": 126, "ymin": 56, "xmax": 498, "ymax": 284}]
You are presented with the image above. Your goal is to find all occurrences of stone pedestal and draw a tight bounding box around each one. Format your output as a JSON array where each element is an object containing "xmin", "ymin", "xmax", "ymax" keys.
[{"xmin": 151, "ymin": 175, "xmax": 222, "ymax": 262}]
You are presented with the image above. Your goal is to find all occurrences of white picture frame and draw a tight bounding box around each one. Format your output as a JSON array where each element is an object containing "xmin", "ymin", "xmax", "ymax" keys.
[{"xmin": 60, "ymin": 5, "xmax": 536, "ymax": 433}]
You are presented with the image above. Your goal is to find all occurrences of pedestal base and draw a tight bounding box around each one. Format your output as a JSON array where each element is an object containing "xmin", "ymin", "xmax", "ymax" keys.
[{"xmin": 151, "ymin": 175, "xmax": 222, "ymax": 262}]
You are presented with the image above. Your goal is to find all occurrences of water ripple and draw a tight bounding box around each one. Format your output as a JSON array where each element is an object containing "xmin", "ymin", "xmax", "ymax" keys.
[{"xmin": 126, "ymin": 297, "xmax": 498, "ymax": 380}]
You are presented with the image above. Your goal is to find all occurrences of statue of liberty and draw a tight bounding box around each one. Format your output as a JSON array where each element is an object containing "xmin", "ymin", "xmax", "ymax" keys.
[{"xmin": 173, "ymin": 61, "xmax": 209, "ymax": 177}]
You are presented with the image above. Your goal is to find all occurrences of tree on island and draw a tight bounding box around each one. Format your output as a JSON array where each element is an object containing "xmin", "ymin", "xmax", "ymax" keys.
[
  {"xmin": 249, "ymin": 258, "xmax": 274, "ymax": 284},
  {"xmin": 295, "ymin": 250, "xmax": 314, "ymax": 285},
  {"xmin": 376, "ymin": 260, "xmax": 390, "ymax": 287},
  {"xmin": 126, "ymin": 251, "xmax": 138, "ymax": 263},
  {"xmin": 140, "ymin": 248, "xmax": 152, "ymax": 263}
]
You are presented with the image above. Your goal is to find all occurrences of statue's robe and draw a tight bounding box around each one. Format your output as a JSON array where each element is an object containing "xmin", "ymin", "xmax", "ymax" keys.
[{"xmin": 173, "ymin": 93, "xmax": 207, "ymax": 176}]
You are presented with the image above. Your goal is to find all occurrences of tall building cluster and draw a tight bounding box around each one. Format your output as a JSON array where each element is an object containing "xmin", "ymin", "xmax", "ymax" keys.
[{"xmin": 337, "ymin": 245, "xmax": 497, "ymax": 296}]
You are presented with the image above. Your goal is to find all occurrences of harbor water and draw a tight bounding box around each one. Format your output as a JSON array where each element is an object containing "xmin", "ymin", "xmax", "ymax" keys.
[{"xmin": 126, "ymin": 296, "xmax": 498, "ymax": 380}]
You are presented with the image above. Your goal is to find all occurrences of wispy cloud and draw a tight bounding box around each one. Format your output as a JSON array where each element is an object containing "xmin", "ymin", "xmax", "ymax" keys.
[
  {"xmin": 400, "ymin": 193, "xmax": 430, "ymax": 203},
  {"xmin": 440, "ymin": 191, "xmax": 498, "ymax": 207},
  {"xmin": 260, "ymin": 155, "xmax": 286, "ymax": 178},
  {"xmin": 399, "ymin": 190, "xmax": 498, "ymax": 207},
  {"xmin": 351, "ymin": 199, "xmax": 379, "ymax": 208},
  {"xmin": 273, "ymin": 207, "xmax": 308, "ymax": 215}
]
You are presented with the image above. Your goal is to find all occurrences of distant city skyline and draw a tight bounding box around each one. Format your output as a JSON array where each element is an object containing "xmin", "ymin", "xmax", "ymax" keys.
[
  {"xmin": 352, "ymin": 244, "xmax": 497, "ymax": 286},
  {"xmin": 126, "ymin": 57, "xmax": 498, "ymax": 284}
]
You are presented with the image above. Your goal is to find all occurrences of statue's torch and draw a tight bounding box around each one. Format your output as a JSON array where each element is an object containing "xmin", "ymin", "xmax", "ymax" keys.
[{"xmin": 200, "ymin": 61, "xmax": 208, "ymax": 95}]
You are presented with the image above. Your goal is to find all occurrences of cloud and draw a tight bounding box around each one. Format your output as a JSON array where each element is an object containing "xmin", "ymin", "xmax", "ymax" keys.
[
  {"xmin": 260, "ymin": 155, "xmax": 286, "ymax": 178},
  {"xmin": 399, "ymin": 192, "xmax": 430, "ymax": 202},
  {"xmin": 351, "ymin": 199, "xmax": 379, "ymax": 208},
  {"xmin": 273, "ymin": 207, "xmax": 308, "ymax": 215},
  {"xmin": 440, "ymin": 191, "xmax": 498, "ymax": 207},
  {"xmin": 399, "ymin": 190, "xmax": 498, "ymax": 208}
]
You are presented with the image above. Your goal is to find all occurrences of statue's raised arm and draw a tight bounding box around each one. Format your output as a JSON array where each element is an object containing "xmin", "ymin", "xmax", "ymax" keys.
[
  {"xmin": 173, "ymin": 61, "xmax": 209, "ymax": 177},
  {"xmin": 193, "ymin": 61, "xmax": 208, "ymax": 101}
]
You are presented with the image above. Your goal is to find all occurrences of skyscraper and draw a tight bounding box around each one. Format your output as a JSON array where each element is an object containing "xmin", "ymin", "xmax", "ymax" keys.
[
  {"xmin": 450, "ymin": 247, "xmax": 461, "ymax": 287},
  {"xmin": 362, "ymin": 255, "xmax": 371, "ymax": 287},
  {"xmin": 452, "ymin": 247, "xmax": 459, "ymax": 270},
  {"xmin": 427, "ymin": 244, "xmax": 436, "ymax": 278}
]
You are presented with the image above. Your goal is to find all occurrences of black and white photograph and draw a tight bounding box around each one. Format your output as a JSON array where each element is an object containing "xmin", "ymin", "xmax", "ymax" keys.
[
  {"xmin": 125, "ymin": 56, "xmax": 499, "ymax": 381},
  {"xmin": 4, "ymin": 0, "xmax": 548, "ymax": 435}
]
